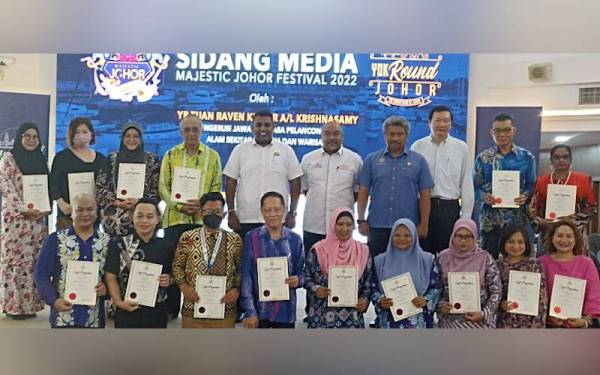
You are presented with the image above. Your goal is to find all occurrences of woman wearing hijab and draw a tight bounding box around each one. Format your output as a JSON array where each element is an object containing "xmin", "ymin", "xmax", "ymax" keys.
[
  {"xmin": 370, "ymin": 218, "xmax": 443, "ymax": 328},
  {"xmin": 49, "ymin": 117, "xmax": 109, "ymax": 230},
  {"xmin": 305, "ymin": 207, "xmax": 371, "ymax": 328},
  {"xmin": 96, "ymin": 122, "xmax": 160, "ymax": 237},
  {"xmin": 0, "ymin": 123, "xmax": 49, "ymax": 319},
  {"xmin": 436, "ymin": 218, "xmax": 502, "ymax": 328}
]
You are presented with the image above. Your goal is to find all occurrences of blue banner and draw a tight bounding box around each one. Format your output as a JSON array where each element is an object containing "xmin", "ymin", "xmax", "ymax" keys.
[{"xmin": 57, "ymin": 53, "xmax": 469, "ymax": 164}]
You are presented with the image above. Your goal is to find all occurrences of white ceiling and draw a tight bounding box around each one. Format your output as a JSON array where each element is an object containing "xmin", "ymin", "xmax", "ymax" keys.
[{"xmin": 540, "ymin": 131, "xmax": 600, "ymax": 150}]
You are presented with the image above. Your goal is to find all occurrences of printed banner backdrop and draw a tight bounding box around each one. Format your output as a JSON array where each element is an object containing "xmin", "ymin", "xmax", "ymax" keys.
[{"xmin": 56, "ymin": 53, "xmax": 469, "ymax": 164}]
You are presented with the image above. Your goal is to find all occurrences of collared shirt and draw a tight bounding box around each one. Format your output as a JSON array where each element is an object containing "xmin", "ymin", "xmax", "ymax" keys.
[
  {"xmin": 357, "ymin": 148, "xmax": 434, "ymax": 228},
  {"xmin": 473, "ymin": 144, "xmax": 537, "ymax": 233},
  {"xmin": 223, "ymin": 139, "xmax": 303, "ymax": 223},
  {"xmin": 300, "ymin": 146, "xmax": 363, "ymax": 234},
  {"xmin": 411, "ymin": 135, "xmax": 474, "ymax": 218},
  {"xmin": 240, "ymin": 226, "xmax": 305, "ymax": 324},
  {"xmin": 159, "ymin": 142, "xmax": 222, "ymax": 228},
  {"xmin": 34, "ymin": 227, "xmax": 108, "ymax": 328},
  {"xmin": 172, "ymin": 227, "xmax": 242, "ymax": 319}
]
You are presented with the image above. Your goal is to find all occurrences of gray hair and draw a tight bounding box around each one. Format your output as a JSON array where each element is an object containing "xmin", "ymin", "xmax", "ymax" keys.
[
  {"xmin": 179, "ymin": 114, "xmax": 203, "ymax": 129},
  {"xmin": 382, "ymin": 116, "xmax": 410, "ymax": 134},
  {"xmin": 71, "ymin": 193, "xmax": 96, "ymax": 210}
]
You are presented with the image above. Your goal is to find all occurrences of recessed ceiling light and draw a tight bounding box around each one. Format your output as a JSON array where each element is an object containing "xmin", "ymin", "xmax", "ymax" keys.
[
  {"xmin": 554, "ymin": 135, "xmax": 574, "ymax": 142},
  {"xmin": 542, "ymin": 109, "xmax": 600, "ymax": 117}
]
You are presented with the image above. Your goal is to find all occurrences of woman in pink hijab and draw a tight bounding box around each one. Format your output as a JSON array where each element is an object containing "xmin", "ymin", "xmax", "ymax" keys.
[
  {"xmin": 436, "ymin": 218, "xmax": 502, "ymax": 328},
  {"xmin": 305, "ymin": 207, "xmax": 371, "ymax": 328}
]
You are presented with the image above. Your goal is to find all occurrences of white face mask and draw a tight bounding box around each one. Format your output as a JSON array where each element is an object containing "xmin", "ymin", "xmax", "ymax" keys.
[{"xmin": 73, "ymin": 133, "xmax": 92, "ymax": 147}]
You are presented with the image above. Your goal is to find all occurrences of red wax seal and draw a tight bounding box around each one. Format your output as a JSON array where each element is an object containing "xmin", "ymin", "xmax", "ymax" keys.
[
  {"xmin": 396, "ymin": 308, "xmax": 403, "ymax": 316},
  {"xmin": 512, "ymin": 302, "xmax": 519, "ymax": 309},
  {"xmin": 121, "ymin": 189, "xmax": 127, "ymax": 196},
  {"xmin": 332, "ymin": 296, "xmax": 339, "ymax": 303},
  {"xmin": 549, "ymin": 212, "xmax": 556, "ymax": 219},
  {"xmin": 495, "ymin": 197, "xmax": 502, "ymax": 204},
  {"xmin": 263, "ymin": 290, "xmax": 270, "ymax": 297},
  {"xmin": 129, "ymin": 292, "xmax": 137, "ymax": 299},
  {"xmin": 175, "ymin": 193, "xmax": 181, "ymax": 199},
  {"xmin": 554, "ymin": 306, "xmax": 561, "ymax": 314},
  {"xmin": 68, "ymin": 292, "xmax": 77, "ymax": 300},
  {"xmin": 453, "ymin": 302, "xmax": 461, "ymax": 309},
  {"xmin": 27, "ymin": 203, "xmax": 34, "ymax": 209},
  {"xmin": 198, "ymin": 307, "xmax": 206, "ymax": 314}
]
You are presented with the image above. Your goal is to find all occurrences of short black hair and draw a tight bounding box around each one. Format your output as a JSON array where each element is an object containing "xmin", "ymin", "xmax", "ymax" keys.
[
  {"xmin": 428, "ymin": 105, "xmax": 453, "ymax": 122},
  {"xmin": 550, "ymin": 144, "xmax": 572, "ymax": 158},
  {"xmin": 260, "ymin": 191, "xmax": 285, "ymax": 207},
  {"xmin": 253, "ymin": 110, "xmax": 274, "ymax": 121},
  {"xmin": 493, "ymin": 113, "xmax": 514, "ymax": 124},
  {"xmin": 134, "ymin": 197, "xmax": 160, "ymax": 216},
  {"xmin": 200, "ymin": 192, "xmax": 225, "ymax": 208},
  {"xmin": 499, "ymin": 225, "xmax": 532, "ymax": 258}
]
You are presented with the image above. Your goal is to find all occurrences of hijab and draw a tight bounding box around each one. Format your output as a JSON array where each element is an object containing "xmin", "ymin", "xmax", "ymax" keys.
[
  {"xmin": 373, "ymin": 218, "xmax": 434, "ymax": 295},
  {"xmin": 115, "ymin": 122, "xmax": 146, "ymax": 179},
  {"xmin": 10, "ymin": 122, "xmax": 49, "ymax": 175},
  {"xmin": 438, "ymin": 218, "xmax": 488, "ymax": 282},
  {"xmin": 314, "ymin": 207, "xmax": 370, "ymax": 278}
]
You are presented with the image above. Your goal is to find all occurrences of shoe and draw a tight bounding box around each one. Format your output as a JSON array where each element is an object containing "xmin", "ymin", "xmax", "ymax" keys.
[
  {"xmin": 235, "ymin": 312, "xmax": 244, "ymax": 323},
  {"xmin": 302, "ymin": 316, "xmax": 309, "ymax": 323},
  {"xmin": 7, "ymin": 314, "xmax": 27, "ymax": 320},
  {"xmin": 369, "ymin": 320, "xmax": 378, "ymax": 328}
]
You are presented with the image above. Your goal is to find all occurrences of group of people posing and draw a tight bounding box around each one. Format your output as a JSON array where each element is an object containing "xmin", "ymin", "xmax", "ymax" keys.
[{"xmin": 0, "ymin": 106, "xmax": 599, "ymax": 329}]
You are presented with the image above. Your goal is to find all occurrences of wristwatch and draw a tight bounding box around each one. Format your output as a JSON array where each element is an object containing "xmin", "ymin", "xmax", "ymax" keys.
[
  {"xmin": 288, "ymin": 210, "xmax": 297, "ymax": 217},
  {"xmin": 357, "ymin": 219, "xmax": 367, "ymax": 224}
]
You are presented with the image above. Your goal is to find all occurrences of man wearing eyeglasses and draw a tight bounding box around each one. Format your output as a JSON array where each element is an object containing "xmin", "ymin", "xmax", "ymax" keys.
[
  {"xmin": 158, "ymin": 114, "xmax": 223, "ymax": 318},
  {"xmin": 172, "ymin": 192, "xmax": 242, "ymax": 328},
  {"xmin": 473, "ymin": 113, "xmax": 537, "ymax": 258}
]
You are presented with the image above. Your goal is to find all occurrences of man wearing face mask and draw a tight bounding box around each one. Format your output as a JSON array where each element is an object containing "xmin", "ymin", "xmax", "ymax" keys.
[
  {"xmin": 224, "ymin": 109, "xmax": 303, "ymax": 241},
  {"xmin": 172, "ymin": 192, "xmax": 242, "ymax": 328}
]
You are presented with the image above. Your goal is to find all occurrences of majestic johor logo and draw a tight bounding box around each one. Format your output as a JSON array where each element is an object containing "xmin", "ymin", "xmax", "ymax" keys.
[
  {"xmin": 369, "ymin": 53, "xmax": 442, "ymax": 107},
  {"xmin": 81, "ymin": 53, "xmax": 170, "ymax": 103}
]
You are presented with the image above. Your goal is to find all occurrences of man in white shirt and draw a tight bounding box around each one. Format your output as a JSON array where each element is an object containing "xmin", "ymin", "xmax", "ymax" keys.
[
  {"xmin": 300, "ymin": 120, "xmax": 362, "ymax": 320},
  {"xmin": 224, "ymin": 109, "xmax": 303, "ymax": 241},
  {"xmin": 411, "ymin": 105, "xmax": 474, "ymax": 254}
]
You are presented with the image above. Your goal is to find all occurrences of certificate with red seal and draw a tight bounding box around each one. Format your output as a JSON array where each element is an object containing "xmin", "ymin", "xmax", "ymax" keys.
[
  {"xmin": 257, "ymin": 257, "xmax": 289, "ymax": 302},
  {"xmin": 64, "ymin": 260, "xmax": 99, "ymax": 306},
  {"xmin": 170, "ymin": 167, "xmax": 201, "ymax": 203},
  {"xmin": 22, "ymin": 174, "xmax": 51, "ymax": 212},
  {"xmin": 194, "ymin": 275, "xmax": 226, "ymax": 319},
  {"xmin": 492, "ymin": 170, "xmax": 520, "ymax": 208},
  {"xmin": 549, "ymin": 275, "xmax": 586, "ymax": 319},
  {"xmin": 116, "ymin": 163, "xmax": 146, "ymax": 199},
  {"xmin": 448, "ymin": 272, "xmax": 480, "ymax": 313},
  {"xmin": 68, "ymin": 172, "xmax": 95, "ymax": 201},
  {"xmin": 507, "ymin": 270, "xmax": 541, "ymax": 317},
  {"xmin": 381, "ymin": 272, "xmax": 421, "ymax": 321},
  {"xmin": 545, "ymin": 184, "xmax": 576, "ymax": 220},
  {"xmin": 328, "ymin": 266, "xmax": 358, "ymax": 307},
  {"xmin": 124, "ymin": 260, "xmax": 162, "ymax": 307}
]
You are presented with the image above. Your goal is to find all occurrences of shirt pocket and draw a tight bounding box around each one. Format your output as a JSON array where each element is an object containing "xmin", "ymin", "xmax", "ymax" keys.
[
  {"xmin": 269, "ymin": 154, "xmax": 286, "ymax": 175},
  {"xmin": 441, "ymin": 155, "xmax": 462, "ymax": 180}
]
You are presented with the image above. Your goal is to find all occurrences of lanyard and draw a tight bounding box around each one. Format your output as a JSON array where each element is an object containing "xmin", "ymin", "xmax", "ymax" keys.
[{"xmin": 200, "ymin": 227, "xmax": 223, "ymax": 270}]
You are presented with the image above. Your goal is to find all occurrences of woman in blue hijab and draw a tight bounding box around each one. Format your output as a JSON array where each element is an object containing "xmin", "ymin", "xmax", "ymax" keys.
[{"xmin": 370, "ymin": 218, "xmax": 443, "ymax": 328}]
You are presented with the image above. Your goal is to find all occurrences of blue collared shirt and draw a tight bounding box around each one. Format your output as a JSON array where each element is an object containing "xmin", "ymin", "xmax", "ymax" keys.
[
  {"xmin": 473, "ymin": 144, "xmax": 537, "ymax": 233},
  {"xmin": 241, "ymin": 225, "xmax": 305, "ymax": 324},
  {"xmin": 358, "ymin": 148, "xmax": 434, "ymax": 228}
]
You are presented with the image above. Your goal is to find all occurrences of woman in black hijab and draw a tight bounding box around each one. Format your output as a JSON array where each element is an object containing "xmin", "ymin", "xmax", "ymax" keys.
[
  {"xmin": 97, "ymin": 122, "xmax": 161, "ymax": 237},
  {"xmin": 0, "ymin": 123, "xmax": 49, "ymax": 319}
]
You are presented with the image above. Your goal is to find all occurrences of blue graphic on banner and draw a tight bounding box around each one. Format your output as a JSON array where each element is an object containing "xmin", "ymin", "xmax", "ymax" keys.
[{"xmin": 57, "ymin": 53, "xmax": 469, "ymax": 165}]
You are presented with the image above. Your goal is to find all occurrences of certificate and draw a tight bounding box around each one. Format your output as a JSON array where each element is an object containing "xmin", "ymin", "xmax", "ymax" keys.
[
  {"xmin": 545, "ymin": 184, "xmax": 577, "ymax": 220},
  {"xmin": 381, "ymin": 272, "xmax": 421, "ymax": 321},
  {"xmin": 116, "ymin": 163, "xmax": 146, "ymax": 199},
  {"xmin": 194, "ymin": 275, "xmax": 226, "ymax": 319},
  {"xmin": 257, "ymin": 256, "xmax": 289, "ymax": 302},
  {"xmin": 549, "ymin": 275, "xmax": 586, "ymax": 319},
  {"xmin": 68, "ymin": 172, "xmax": 95, "ymax": 200},
  {"xmin": 448, "ymin": 272, "xmax": 481, "ymax": 313},
  {"xmin": 64, "ymin": 261, "xmax": 99, "ymax": 306},
  {"xmin": 124, "ymin": 260, "xmax": 162, "ymax": 308},
  {"xmin": 22, "ymin": 174, "xmax": 51, "ymax": 212},
  {"xmin": 328, "ymin": 266, "xmax": 358, "ymax": 307},
  {"xmin": 506, "ymin": 270, "xmax": 541, "ymax": 317},
  {"xmin": 170, "ymin": 167, "xmax": 201, "ymax": 203},
  {"xmin": 492, "ymin": 170, "xmax": 520, "ymax": 208}
]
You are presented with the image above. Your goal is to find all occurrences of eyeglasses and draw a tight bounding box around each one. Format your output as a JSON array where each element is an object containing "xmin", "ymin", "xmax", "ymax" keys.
[
  {"xmin": 454, "ymin": 234, "xmax": 474, "ymax": 241},
  {"xmin": 22, "ymin": 134, "xmax": 39, "ymax": 140},
  {"xmin": 492, "ymin": 127, "xmax": 513, "ymax": 135},
  {"xmin": 551, "ymin": 155, "xmax": 571, "ymax": 161},
  {"xmin": 201, "ymin": 209, "xmax": 223, "ymax": 215}
]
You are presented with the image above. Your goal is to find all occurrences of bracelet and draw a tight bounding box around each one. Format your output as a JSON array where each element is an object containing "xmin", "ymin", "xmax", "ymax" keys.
[
  {"xmin": 227, "ymin": 209, "xmax": 236, "ymax": 213},
  {"xmin": 357, "ymin": 219, "xmax": 367, "ymax": 224}
]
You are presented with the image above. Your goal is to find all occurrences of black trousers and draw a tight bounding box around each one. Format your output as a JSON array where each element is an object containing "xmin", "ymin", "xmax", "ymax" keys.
[
  {"xmin": 302, "ymin": 231, "xmax": 326, "ymax": 315},
  {"xmin": 481, "ymin": 228, "xmax": 503, "ymax": 260},
  {"xmin": 367, "ymin": 227, "xmax": 392, "ymax": 257},
  {"xmin": 258, "ymin": 320, "xmax": 295, "ymax": 329},
  {"xmin": 114, "ymin": 303, "xmax": 168, "ymax": 328},
  {"xmin": 421, "ymin": 198, "xmax": 461, "ymax": 255},
  {"xmin": 238, "ymin": 223, "xmax": 263, "ymax": 241},
  {"xmin": 163, "ymin": 223, "xmax": 199, "ymax": 318}
]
